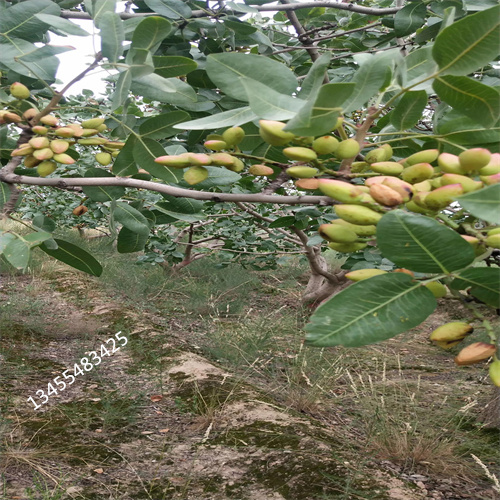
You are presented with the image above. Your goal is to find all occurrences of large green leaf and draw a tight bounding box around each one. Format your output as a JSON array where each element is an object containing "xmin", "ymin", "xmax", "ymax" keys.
[
  {"xmin": 391, "ymin": 90, "xmax": 428, "ymax": 131},
  {"xmin": 153, "ymin": 56, "xmax": 197, "ymax": 78},
  {"xmin": 130, "ymin": 16, "xmax": 172, "ymax": 50},
  {"xmin": 183, "ymin": 166, "xmax": 241, "ymax": 189},
  {"xmin": 285, "ymin": 83, "xmax": 355, "ymax": 137},
  {"xmin": 241, "ymin": 79, "xmax": 304, "ymax": 121},
  {"xmin": 92, "ymin": 0, "xmax": 116, "ymax": 29},
  {"xmin": 0, "ymin": 182, "xmax": 11, "ymax": 209},
  {"xmin": 82, "ymin": 168, "xmax": 126, "ymax": 202},
  {"xmin": 432, "ymin": 5, "xmax": 500, "ymax": 76},
  {"xmin": 159, "ymin": 194, "xmax": 205, "ymax": 214},
  {"xmin": 206, "ymin": 53, "xmax": 297, "ymax": 102},
  {"xmin": 305, "ymin": 273, "xmax": 437, "ymax": 347},
  {"xmin": 0, "ymin": 232, "xmax": 16, "ymax": 253},
  {"xmin": 450, "ymin": 268, "xmax": 500, "ymax": 307},
  {"xmin": 112, "ymin": 135, "xmax": 138, "ymax": 176},
  {"xmin": 394, "ymin": 1, "xmax": 427, "ymax": 37},
  {"xmin": 144, "ymin": 0, "xmax": 192, "ymax": 19},
  {"xmin": 132, "ymin": 137, "xmax": 183, "ymax": 183},
  {"xmin": 17, "ymin": 44, "xmax": 75, "ymax": 62},
  {"xmin": 111, "ymin": 69, "xmax": 131, "ymax": 111},
  {"xmin": 32, "ymin": 215, "xmax": 56, "ymax": 233},
  {"xmin": 35, "ymin": 13, "xmax": 90, "ymax": 36},
  {"xmin": 117, "ymin": 226, "xmax": 148, "ymax": 253},
  {"xmin": 99, "ymin": 11, "xmax": 124, "ymax": 63},
  {"xmin": 113, "ymin": 201, "xmax": 150, "ymax": 236},
  {"xmin": 298, "ymin": 53, "xmax": 331, "ymax": 99},
  {"xmin": 40, "ymin": 239, "xmax": 103, "ymax": 276},
  {"xmin": 433, "ymin": 76, "xmax": 500, "ymax": 128},
  {"xmin": 376, "ymin": 210, "xmax": 475, "ymax": 273},
  {"xmin": 24, "ymin": 231, "xmax": 53, "ymax": 247},
  {"xmin": 152, "ymin": 202, "xmax": 207, "ymax": 223},
  {"xmin": 139, "ymin": 111, "xmax": 190, "ymax": 139},
  {"xmin": 436, "ymin": 112, "xmax": 500, "ymax": 145},
  {"xmin": 405, "ymin": 47, "xmax": 438, "ymax": 89},
  {"xmin": 3, "ymin": 237, "xmax": 30, "ymax": 270},
  {"xmin": 175, "ymin": 106, "xmax": 258, "ymax": 130},
  {"xmin": 456, "ymin": 184, "xmax": 500, "ymax": 224}
]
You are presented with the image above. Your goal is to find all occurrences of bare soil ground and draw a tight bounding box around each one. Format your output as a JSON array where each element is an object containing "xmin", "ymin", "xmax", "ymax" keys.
[{"xmin": 0, "ymin": 266, "xmax": 499, "ymax": 500}]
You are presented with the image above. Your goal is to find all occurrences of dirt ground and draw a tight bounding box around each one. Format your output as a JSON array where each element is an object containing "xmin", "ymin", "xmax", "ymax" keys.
[{"xmin": 0, "ymin": 268, "xmax": 499, "ymax": 500}]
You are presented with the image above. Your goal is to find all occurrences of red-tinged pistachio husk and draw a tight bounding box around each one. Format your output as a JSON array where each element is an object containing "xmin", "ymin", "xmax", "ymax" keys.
[
  {"xmin": 32, "ymin": 148, "xmax": 54, "ymax": 160},
  {"xmin": 424, "ymin": 183, "xmax": 463, "ymax": 210},
  {"xmin": 334, "ymin": 204, "xmax": 383, "ymax": 225},
  {"xmin": 54, "ymin": 127, "xmax": 76, "ymax": 138},
  {"xmin": 11, "ymin": 145, "xmax": 34, "ymax": 157},
  {"xmin": 318, "ymin": 179, "xmax": 365, "ymax": 203},
  {"xmin": 210, "ymin": 153, "xmax": 236, "ymax": 168},
  {"xmin": 401, "ymin": 163, "xmax": 434, "ymax": 183},
  {"xmin": 249, "ymin": 164, "xmax": 274, "ymax": 176},
  {"xmin": 318, "ymin": 224, "xmax": 358, "ymax": 244},
  {"xmin": 459, "ymin": 148, "xmax": 491, "ymax": 172},
  {"xmin": 28, "ymin": 136, "xmax": 50, "ymax": 149},
  {"xmin": 154, "ymin": 155, "xmax": 191, "ymax": 168},
  {"xmin": 369, "ymin": 183, "xmax": 404, "ymax": 206},
  {"xmin": 50, "ymin": 139, "xmax": 70, "ymax": 154},
  {"xmin": 455, "ymin": 342, "xmax": 496, "ymax": 366},
  {"xmin": 39, "ymin": 115, "xmax": 59, "ymax": 127},
  {"xmin": 204, "ymin": 140, "xmax": 227, "ymax": 151},
  {"xmin": 184, "ymin": 166, "xmax": 208, "ymax": 185},
  {"xmin": 52, "ymin": 153, "xmax": 75, "ymax": 164},
  {"xmin": 440, "ymin": 173, "xmax": 483, "ymax": 193},
  {"xmin": 405, "ymin": 149, "xmax": 439, "ymax": 166},
  {"xmin": 295, "ymin": 178, "xmax": 320, "ymax": 190},
  {"xmin": 22, "ymin": 108, "xmax": 38, "ymax": 121},
  {"xmin": 72, "ymin": 205, "xmax": 88, "ymax": 216},
  {"xmin": 393, "ymin": 268, "xmax": 414, "ymax": 277},
  {"xmin": 32, "ymin": 125, "xmax": 48, "ymax": 135}
]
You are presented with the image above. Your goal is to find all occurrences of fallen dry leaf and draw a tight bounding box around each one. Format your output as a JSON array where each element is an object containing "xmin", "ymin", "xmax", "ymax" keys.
[
  {"xmin": 93, "ymin": 468, "xmax": 104, "ymax": 474},
  {"xmin": 150, "ymin": 394, "xmax": 163, "ymax": 402},
  {"xmin": 159, "ymin": 428, "xmax": 169, "ymax": 433}
]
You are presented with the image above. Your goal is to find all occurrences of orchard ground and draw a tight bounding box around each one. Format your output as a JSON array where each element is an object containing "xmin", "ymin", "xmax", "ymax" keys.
[{"xmin": 0, "ymin": 225, "xmax": 498, "ymax": 500}]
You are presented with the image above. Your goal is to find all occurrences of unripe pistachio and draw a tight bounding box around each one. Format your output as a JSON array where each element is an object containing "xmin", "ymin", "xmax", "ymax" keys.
[
  {"xmin": 249, "ymin": 164, "xmax": 274, "ymax": 176},
  {"xmin": 104, "ymin": 141, "xmax": 125, "ymax": 149},
  {"xmin": 33, "ymin": 148, "xmax": 54, "ymax": 160},
  {"xmin": 286, "ymin": 166, "xmax": 319, "ymax": 179},
  {"xmin": 370, "ymin": 161, "xmax": 404, "ymax": 176},
  {"xmin": 335, "ymin": 138, "xmax": 360, "ymax": 160},
  {"xmin": 78, "ymin": 137, "xmax": 109, "ymax": 145},
  {"xmin": 330, "ymin": 219, "xmax": 377, "ymax": 236},
  {"xmin": 481, "ymin": 172, "xmax": 500, "ymax": 185},
  {"xmin": 222, "ymin": 126, "xmax": 245, "ymax": 147},
  {"xmin": 295, "ymin": 178, "xmax": 320, "ymax": 190},
  {"xmin": 485, "ymin": 234, "xmax": 500, "ymax": 249},
  {"xmin": 226, "ymin": 157, "xmax": 244, "ymax": 172},
  {"xmin": 334, "ymin": 204, "xmax": 383, "ymax": 225},
  {"xmin": 345, "ymin": 269, "xmax": 387, "ymax": 282},
  {"xmin": 479, "ymin": 153, "xmax": 500, "ymax": 175},
  {"xmin": 65, "ymin": 124, "xmax": 84, "ymax": 137},
  {"xmin": 369, "ymin": 183, "xmax": 404, "ymax": 206},
  {"xmin": 351, "ymin": 161, "xmax": 369, "ymax": 173},
  {"xmin": 52, "ymin": 153, "xmax": 75, "ymax": 164},
  {"xmin": 330, "ymin": 117, "xmax": 343, "ymax": 131},
  {"xmin": 454, "ymin": 343, "xmax": 496, "ymax": 366},
  {"xmin": 28, "ymin": 137, "xmax": 50, "ymax": 149},
  {"xmin": 283, "ymin": 147, "xmax": 317, "ymax": 162},
  {"xmin": 430, "ymin": 322, "xmax": 473, "ymax": 344},
  {"xmin": 154, "ymin": 155, "xmax": 191, "ymax": 168},
  {"xmin": 10, "ymin": 82, "xmax": 30, "ymax": 99},
  {"xmin": 72, "ymin": 205, "xmax": 88, "ymax": 216},
  {"xmin": 412, "ymin": 191, "xmax": 431, "ymax": 208},
  {"xmin": 424, "ymin": 281, "xmax": 447, "ymax": 298},
  {"xmin": 437, "ymin": 153, "xmax": 465, "ymax": 174},
  {"xmin": 318, "ymin": 224, "xmax": 358, "ymax": 244},
  {"xmin": 204, "ymin": 140, "xmax": 227, "ymax": 151},
  {"xmin": 259, "ymin": 120, "xmax": 295, "ymax": 146},
  {"xmin": 487, "ymin": 227, "xmax": 500, "ymax": 236},
  {"xmin": 184, "ymin": 166, "xmax": 208, "ymax": 185},
  {"xmin": 11, "ymin": 145, "xmax": 34, "ymax": 157},
  {"xmin": 1, "ymin": 111, "xmax": 22, "ymax": 123},
  {"xmin": 489, "ymin": 359, "xmax": 500, "ymax": 387},
  {"xmin": 405, "ymin": 149, "xmax": 439, "ymax": 166},
  {"xmin": 405, "ymin": 199, "xmax": 433, "ymax": 215},
  {"xmin": 23, "ymin": 155, "xmax": 41, "ymax": 168},
  {"xmin": 412, "ymin": 180, "xmax": 433, "ymax": 192},
  {"xmin": 210, "ymin": 153, "xmax": 236, "ymax": 168},
  {"xmin": 54, "ymin": 127, "xmax": 76, "ymax": 138},
  {"xmin": 95, "ymin": 152, "xmax": 112, "ymax": 166},
  {"xmin": 184, "ymin": 153, "xmax": 212, "ymax": 166},
  {"xmin": 32, "ymin": 125, "xmax": 48, "ymax": 135},
  {"xmin": 39, "ymin": 115, "xmax": 59, "ymax": 127},
  {"xmin": 318, "ymin": 179, "xmax": 365, "ymax": 203},
  {"xmin": 365, "ymin": 146, "xmax": 390, "ymax": 164},
  {"xmin": 81, "ymin": 117, "xmax": 105, "ymax": 129},
  {"xmin": 434, "ymin": 340, "xmax": 462, "ymax": 350},
  {"xmin": 440, "ymin": 173, "xmax": 483, "ymax": 193},
  {"xmin": 80, "ymin": 128, "xmax": 99, "ymax": 137},
  {"xmin": 22, "ymin": 108, "xmax": 38, "ymax": 121},
  {"xmin": 424, "ymin": 184, "xmax": 463, "ymax": 210},
  {"xmin": 49, "ymin": 139, "xmax": 70, "ymax": 154},
  {"xmin": 365, "ymin": 176, "xmax": 390, "ymax": 187},
  {"xmin": 381, "ymin": 177, "xmax": 413, "ymax": 202},
  {"xmin": 461, "ymin": 235, "xmax": 480, "ymax": 250},
  {"xmin": 380, "ymin": 143, "xmax": 393, "ymax": 160},
  {"xmin": 37, "ymin": 160, "xmax": 57, "ymax": 177},
  {"xmin": 459, "ymin": 148, "xmax": 491, "ymax": 172},
  {"xmin": 328, "ymin": 241, "xmax": 367, "ymax": 253},
  {"xmin": 96, "ymin": 123, "xmax": 108, "ymax": 132},
  {"xmin": 312, "ymin": 136, "xmax": 339, "ymax": 155},
  {"xmin": 111, "ymin": 150, "xmax": 120, "ymax": 158},
  {"xmin": 401, "ymin": 163, "xmax": 434, "ymax": 184}
]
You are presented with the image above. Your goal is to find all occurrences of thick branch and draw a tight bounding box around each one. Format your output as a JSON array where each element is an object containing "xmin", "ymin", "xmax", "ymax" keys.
[{"xmin": 0, "ymin": 173, "xmax": 333, "ymax": 206}]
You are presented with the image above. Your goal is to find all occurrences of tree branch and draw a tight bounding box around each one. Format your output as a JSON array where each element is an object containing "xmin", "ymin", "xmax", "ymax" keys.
[{"xmin": 0, "ymin": 172, "xmax": 334, "ymax": 206}]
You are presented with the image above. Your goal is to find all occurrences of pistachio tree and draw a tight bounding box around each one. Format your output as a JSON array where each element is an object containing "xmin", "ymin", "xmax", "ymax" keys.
[{"xmin": 0, "ymin": 0, "xmax": 499, "ymax": 384}]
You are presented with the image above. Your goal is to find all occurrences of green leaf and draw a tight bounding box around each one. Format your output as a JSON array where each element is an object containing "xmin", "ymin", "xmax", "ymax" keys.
[
  {"xmin": 241, "ymin": 79, "xmax": 304, "ymax": 121},
  {"xmin": 32, "ymin": 215, "xmax": 56, "ymax": 233},
  {"xmin": 139, "ymin": 111, "xmax": 190, "ymax": 139},
  {"xmin": 3, "ymin": 237, "xmax": 30, "ymax": 270},
  {"xmin": 0, "ymin": 182, "xmax": 11, "ymax": 209},
  {"xmin": 117, "ymin": 226, "xmax": 148, "ymax": 253},
  {"xmin": 100, "ymin": 11, "xmax": 124, "ymax": 63},
  {"xmin": 391, "ymin": 91, "xmax": 428, "ymax": 131},
  {"xmin": 152, "ymin": 202, "xmax": 206, "ymax": 222},
  {"xmin": 450, "ymin": 268, "xmax": 500, "ymax": 307},
  {"xmin": 144, "ymin": 0, "xmax": 192, "ymax": 19},
  {"xmin": 126, "ymin": 48, "xmax": 154, "ymax": 78},
  {"xmin": 159, "ymin": 194, "xmax": 205, "ymax": 214},
  {"xmin": 269, "ymin": 216, "xmax": 296, "ymax": 228},
  {"xmin": 82, "ymin": 168, "xmax": 126, "ymax": 202},
  {"xmin": 113, "ymin": 201, "xmax": 150, "ymax": 236},
  {"xmin": 175, "ymin": 106, "xmax": 258, "ymax": 130},
  {"xmin": 93, "ymin": 0, "xmax": 117, "ymax": 29},
  {"xmin": 153, "ymin": 55, "xmax": 197, "ymax": 78},
  {"xmin": 35, "ymin": 13, "xmax": 90, "ymax": 36},
  {"xmin": 433, "ymin": 5, "xmax": 500, "ymax": 76},
  {"xmin": 405, "ymin": 47, "xmax": 438, "ymax": 88},
  {"xmin": 24, "ymin": 231, "xmax": 53, "ymax": 247},
  {"xmin": 112, "ymin": 135, "xmax": 138, "ymax": 176},
  {"xmin": 226, "ymin": 1, "xmax": 258, "ymax": 13},
  {"xmin": 132, "ymin": 137, "xmax": 183, "ymax": 183},
  {"xmin": 131, "ymin": 16, "xmax": 172, "ymax": 50},
  {"xmin": 376, "ymin": 210, "xmax": 475, "ymax": 273},
  {"xmin": 436, "ymin": 111, "xmax": 500, "ymax": 145},
  {"xmin": 456, "ymin": 184, "xmax": 500, "ymax": 224},
  {"xmin": 343, "ymin": 51, "xmax": 399, "ymax": 113},
  {"xmin": 305, "ymin": 273, "xmax": 437, "ymax": 347},
  {"xmin": 394, "ymin": 1, "xmax": 427, "ymax": 37},
  {"xmin": 111, "ymin": 70, "xmax": 131, "ymax": 111},
  {"xmin": 40, "ymin": 239, "xmax": 103, "ymax": 276},
  {"xmin": 298, "ymin": 53, "xmax": 331, "ymax": 100},
  {"xmin": 17, "ymin": 44, "xmax": 75, "ymax": 62},
  {"xmin": 433, "ymin": 76, "xmax": 500, "ymax": 128},
  {"xmin": 184, "ymin": 166, "xmax": 241, "ymax": 189},
  {"xmin": 285, "ymin": 83, "xmax": 355, "ymax": 137},
  {"xmin": 206, "ymin": 53, "xmax": 297, "ymax": 102},
  {"xmin": 0, "ymin": 232, "xmax": 16, "ymax": 253},
  {"xmin": 225, "ymin": 19, "xmax": 258, "ymax": 34}
]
